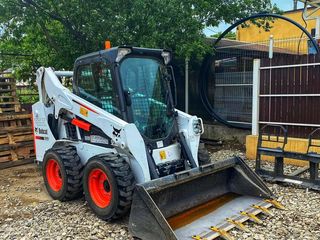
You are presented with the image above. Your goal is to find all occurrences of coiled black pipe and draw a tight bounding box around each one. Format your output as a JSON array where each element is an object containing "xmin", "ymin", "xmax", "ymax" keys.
[{"xmin": 200, "ymin": 13, "xmax": 319, "ymax": 129}]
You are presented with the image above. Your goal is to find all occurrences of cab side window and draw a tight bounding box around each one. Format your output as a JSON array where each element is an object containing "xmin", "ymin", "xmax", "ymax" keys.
[
  {"xmin": 77, "ymin": 64, "xmax": 99, "ymax": 105},
  {"xmin": 76, "ymin": 63, "xmax": 121, "ymax": 118}
]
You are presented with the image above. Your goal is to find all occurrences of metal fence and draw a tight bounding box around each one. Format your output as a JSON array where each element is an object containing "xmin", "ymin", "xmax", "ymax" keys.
[{"xmin": 211, "ymin": 71, "xmax": 253, "ymax": 124}]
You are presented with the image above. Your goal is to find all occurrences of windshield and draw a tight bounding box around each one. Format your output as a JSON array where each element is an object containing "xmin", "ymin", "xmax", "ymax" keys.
[{"xmin": 120, "ymin": 57, "xmax": 174, "ymax": 140}]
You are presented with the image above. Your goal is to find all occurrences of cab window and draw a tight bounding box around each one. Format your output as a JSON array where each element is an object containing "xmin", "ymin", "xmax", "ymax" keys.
[{"xmin": 76, "ymin": 63, "xmax": 121, "ymax": 118}]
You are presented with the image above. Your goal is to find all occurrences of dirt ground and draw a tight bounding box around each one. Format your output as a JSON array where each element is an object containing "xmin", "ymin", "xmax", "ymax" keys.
[
  {"xmin": 0, "ymin": 163, "xmax": 130, "ymax": 240},
  {"xmin": 0, "ymin": 163, "xmax": 50, "ymax": 217}
]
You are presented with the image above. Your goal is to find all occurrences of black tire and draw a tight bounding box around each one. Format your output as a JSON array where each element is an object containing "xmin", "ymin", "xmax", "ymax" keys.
[
  {"xmin": 198, "ymin": 142, "xmax": 211, "ymax": 165},
  {"xmin": 43, "ymin": 145, "xmax": 83, "ymax": 201},
  {"xmin": 83, "ymin": 153, "xmax": 135, "ymax": 220}
]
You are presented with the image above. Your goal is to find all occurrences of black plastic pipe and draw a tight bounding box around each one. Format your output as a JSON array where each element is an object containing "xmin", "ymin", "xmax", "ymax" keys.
[{"xmin": 200, "ymin": 13, "xmax": 320, "ymax": 129}]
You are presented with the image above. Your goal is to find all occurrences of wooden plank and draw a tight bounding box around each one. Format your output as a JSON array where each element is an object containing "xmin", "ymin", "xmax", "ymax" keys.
[
  {"xmin": 0, "ymin": 82, "xmax": 15, "ymax": 86},
  {"xmin": 0, "ymin": 107, "xmax": 16, "ymax": 112},
  {"xmin": 0, "ymin": 144, "xmax": 34, "ymax": 162},
  {"xmin": 12, "ymin": 134, "xmax": 33, "ymax": 143},
  {"xmin": 10, "ymin": 149, "xmax": 18, "ymax": 161},
  {"xmin": 0, "ymin": 135, "xmax": 9, "ymax": 145},
  {"xmin": 0, "ymin": 158, "xmax": 34, "ymax": 170},
  {"xmin": 12, "ymin": 131, "xmax": 33, "ymax": 136},
  {"xmin": 0, "ymin": 111, "xmax": 29, "ymax": 116},
  {"xmin": 0, "ymin": 96, "xmax": 14, "ymax": 99},
  {"xmin": 0, "ymin": 126, "xmax": 32, "ymax": 134},
  {"xmin": 0, "ymin": 156, "xmax": 11, "ymax": 163},
  {"xmin": 0, "ymin": 89, "xmax": 14, "ymax": 93},
  {"xmin": 8, "ymin": 134, "xmax": 14, "ymax": 145},
  {"xmin": 5, "ymin": 119, "xmax": 16, "ymax": 127},
  {"xmin": 0, "ymin": 113, "xmax": 31, "ymax": 121},
  {"xmin": 0, "ymin": 101, "xmax": 20, "ymax": 105},
  {"xmin": 17, "ymin": 119, "xmax": 22, "ymax": 126},
  {"xmin": 0, "ymin": 150, "xmax": 12, "ymax": 157},
  {"xmin": 15, "ymin": 146, "xmax": 34, "ymax": 159},
  {"xmin": 0, "ymin": 121, "xmax": 31, "ymax": 129},
  {"xmin": 0, "ymin": 141, "xmax": 34, "ymax": 151},
  {"xmin": 0, "ymin": 139, "xmax": 34, "ymax": 147},
  {"xmin": 0, "ymin": 150, "xmax": 13, "ymax": 162},
  {"xmin": 14, "ymin": 104, "xmax": 21, "ymax": 112},
  {"xmin": 0, "ymin": 77, "xmax": 14, "ymax": 80}
]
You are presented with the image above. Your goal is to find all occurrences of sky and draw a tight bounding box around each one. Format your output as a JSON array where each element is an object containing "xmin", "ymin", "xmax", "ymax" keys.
[{"xmin": 203, "ymin": 0, "xmax": 305, "ymax": 36}]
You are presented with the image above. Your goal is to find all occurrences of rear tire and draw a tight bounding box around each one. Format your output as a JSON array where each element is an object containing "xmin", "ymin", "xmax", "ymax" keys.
[
  {"xmin": 198, "ymin": 142, "xmax": 211, "ymax": 165},
  {"xmin": 83, "ymin": 153, "xmax": 135, "ymax": 220},
  {"xmin": 43, "ymin": 145, "xmax": 83, "ymax": 201}
]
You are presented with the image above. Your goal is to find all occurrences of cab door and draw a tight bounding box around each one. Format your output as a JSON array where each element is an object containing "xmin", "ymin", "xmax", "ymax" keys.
[{"xmin": 74, "ymin": 61, "xmax": 122, "ymax": 119}]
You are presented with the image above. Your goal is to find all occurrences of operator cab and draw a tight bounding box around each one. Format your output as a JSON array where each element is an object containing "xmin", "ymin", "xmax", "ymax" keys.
[{"xmin": 73, "ymin": 47, "xmax": 178, "ymax": 149}]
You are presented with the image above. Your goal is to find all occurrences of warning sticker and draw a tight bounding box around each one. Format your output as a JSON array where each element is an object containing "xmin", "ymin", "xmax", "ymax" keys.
[
  {"xmin": 159, "ymin": 150, "xmax": 167, "ymax": 160},
  {"xmin": 80, "ymin": 107, "xmax": 88, "ymax": 117}
]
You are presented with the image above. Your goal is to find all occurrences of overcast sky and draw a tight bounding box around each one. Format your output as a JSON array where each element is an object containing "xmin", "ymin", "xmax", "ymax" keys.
[{"xmin": 204, "ymin": 0, "xmax": 305, "ymax": 36}]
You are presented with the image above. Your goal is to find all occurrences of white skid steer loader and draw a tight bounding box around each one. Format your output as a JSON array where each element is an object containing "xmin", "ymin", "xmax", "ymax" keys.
[{"xmin": 32, "ymin": 46, "xmax": 283, "ymax": 240}]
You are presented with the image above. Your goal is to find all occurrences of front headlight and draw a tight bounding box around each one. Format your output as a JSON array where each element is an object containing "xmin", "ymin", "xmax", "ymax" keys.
[
  {"xmin": 161, "ymin": 51, "xmax": 171, "ymax": 65},
  {"xmin": 116, "ymin": 48, "xmax": 132, "ymax": 62},
  {"xmin": 192, "ymin": 118, "xmax": 204, "ymax": 134}
]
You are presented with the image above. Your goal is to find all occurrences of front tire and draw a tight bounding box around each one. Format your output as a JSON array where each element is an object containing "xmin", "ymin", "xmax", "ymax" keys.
[
  {"xmin": 83, "ymin": 153, "xmax": 135, "ymax": 220},
  {"xmin": 43, "ymin": 145, "xmax": 83, "ymax": 201}
]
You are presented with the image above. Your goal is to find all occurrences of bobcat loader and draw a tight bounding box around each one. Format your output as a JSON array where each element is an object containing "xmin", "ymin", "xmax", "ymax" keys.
[{"xmin": 32, "ymin": 46, "xmax": 283, "ymax": 240}]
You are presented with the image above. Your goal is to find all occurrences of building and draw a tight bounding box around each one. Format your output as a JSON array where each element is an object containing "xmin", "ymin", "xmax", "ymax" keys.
[{"xmin": 237, "ymin": 7, "xmax": 320, "ymax": 43}]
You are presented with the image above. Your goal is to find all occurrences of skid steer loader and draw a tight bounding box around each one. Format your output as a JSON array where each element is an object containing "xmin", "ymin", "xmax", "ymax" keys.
[{"xmin": 32, "ymin": 46, "xmax": 283, "ymax": 240}]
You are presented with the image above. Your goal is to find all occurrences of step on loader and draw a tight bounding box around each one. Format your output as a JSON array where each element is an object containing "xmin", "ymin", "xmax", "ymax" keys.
[{"xmin": 32, "ymin": 46, "xmax": 283, "ymax": 239}]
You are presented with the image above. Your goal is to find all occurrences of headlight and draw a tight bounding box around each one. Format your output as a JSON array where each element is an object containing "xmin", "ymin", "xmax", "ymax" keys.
[
  {"xmin": 161, "ymin": 51, "xmax": 171, "ymax": 65},
  {"xmin": 116, "ymin": 48, "xmax": 132, "ymax": 62},
  {"xmin": 193, "ymin": 119, "xmax": 203, "ymax": 134}
]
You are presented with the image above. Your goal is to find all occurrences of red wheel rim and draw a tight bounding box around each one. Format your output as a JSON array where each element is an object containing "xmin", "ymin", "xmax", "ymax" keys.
[
  {"xmin": 46, "ymin": 159, "xmax": 63, "ymax": 192},
  {"xmin": 88, "ymin": 168, "xmax": 112, "ymax": 208}
]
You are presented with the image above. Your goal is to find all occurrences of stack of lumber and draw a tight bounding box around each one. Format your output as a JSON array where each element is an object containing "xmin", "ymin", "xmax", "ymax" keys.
[{"xmin": 0, "ymin": 76, "xmax": 34, "ymax": 169}]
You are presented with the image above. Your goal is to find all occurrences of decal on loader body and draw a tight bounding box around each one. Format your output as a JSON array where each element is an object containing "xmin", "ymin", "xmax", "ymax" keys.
[
  {"xmin": 80, "ymin": 106, "xmax": 88, "ymax": 117},
  {"xmin": 112, "ymin": 127, "xmax": 121, "ymax": 137}
]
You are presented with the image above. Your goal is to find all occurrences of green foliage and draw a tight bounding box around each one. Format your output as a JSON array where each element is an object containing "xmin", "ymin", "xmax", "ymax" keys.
[
  {"xmin": 17, "ymin": 86, "xmax": 39, "ymax": 103},
  {"xmin": 0, "ymin": 0, "xmax": 277, "ymax": 79},
  {"xmin": 211, "ymin": 32, "xmax": 236, "ymax": 40}
]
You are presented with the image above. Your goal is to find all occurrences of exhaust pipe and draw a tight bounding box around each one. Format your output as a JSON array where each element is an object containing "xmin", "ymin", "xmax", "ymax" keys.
[{"xmin": 129, "ymin": 157, "xmax": 283, "ymax": 240}]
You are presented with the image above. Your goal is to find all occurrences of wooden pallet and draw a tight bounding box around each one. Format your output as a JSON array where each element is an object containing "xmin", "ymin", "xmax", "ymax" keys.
[
  {"xmin": 0, "ymin": 131, "xmax": 33, "ymax": 145},
  {"xmin": 0, "ymin": 76, "xmax": 35, "ymax": 169},
  {"xmin": 0, "ymin": 131, "xmax": 34, "ymax": 162},
  {"xmin": 0, "ymin": 77, "xmax": 21, "ymax": 113},
  {"xmin": 0, "ymin": 112, "xmax": 32, "ymax": 128},
  {"xmin": 0, "ymin": 144, "xmax": 34, "ymax": 162}
]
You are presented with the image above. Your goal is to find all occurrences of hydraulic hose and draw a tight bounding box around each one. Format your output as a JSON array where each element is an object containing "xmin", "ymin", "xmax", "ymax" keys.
[{"xmin": 199, "ymin": 13, "xmax": 319, "ymax": 130}]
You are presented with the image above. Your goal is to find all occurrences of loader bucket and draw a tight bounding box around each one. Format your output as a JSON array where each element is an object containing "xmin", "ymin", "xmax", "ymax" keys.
[{"xmin": 129, "ymin": 157, "xmax": 283, "ymax": 240}]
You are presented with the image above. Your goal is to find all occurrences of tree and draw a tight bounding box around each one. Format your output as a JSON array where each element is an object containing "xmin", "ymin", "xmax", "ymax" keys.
[
  {"xmin": 0, "ymin": 0, "xmax": 277, "ymax": 78},
  {"xmin": 211, "ymin": 32, "xmax": 236, "ymax": 40}
]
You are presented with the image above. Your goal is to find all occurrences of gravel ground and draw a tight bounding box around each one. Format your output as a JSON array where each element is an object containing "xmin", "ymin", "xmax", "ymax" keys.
[
  {"xmin": 0, "ymin": 165, "xmax": 132, "ymax": 240},
  {"xmin": 0, "ymin": 147, "xmax": 320, "ymax": 240}
]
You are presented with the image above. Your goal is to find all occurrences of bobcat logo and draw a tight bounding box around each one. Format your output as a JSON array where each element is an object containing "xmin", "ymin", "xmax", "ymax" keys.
[{"xmin": 112, "ymin": 127, "xmax": 121, "ymax": 137}]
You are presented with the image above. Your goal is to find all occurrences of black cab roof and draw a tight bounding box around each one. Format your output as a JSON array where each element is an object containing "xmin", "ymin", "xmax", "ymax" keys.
[{"xmin": 74, "ymin": 46, "xmax": 170, "ymax": 67}]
